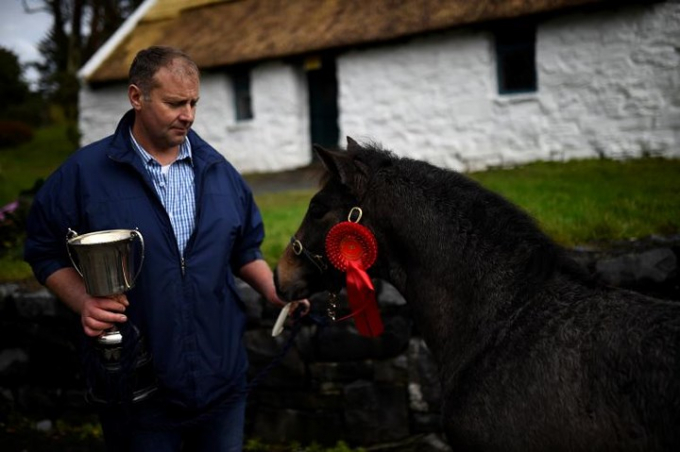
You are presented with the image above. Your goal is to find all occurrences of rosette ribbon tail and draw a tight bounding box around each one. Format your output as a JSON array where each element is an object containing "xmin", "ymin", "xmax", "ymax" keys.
[{"xmin": 345, "ymin": 260, "xmax": 384, "ymax": 337}]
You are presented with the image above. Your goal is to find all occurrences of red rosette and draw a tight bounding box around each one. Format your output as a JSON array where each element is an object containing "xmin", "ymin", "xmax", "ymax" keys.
[
  {"xmin": 325, "ymin": 221, "xmax": 383, "ymax": 337},
  {"xmin": 325, "ymin": 222, "xmax": 378, "ymax": 272}
]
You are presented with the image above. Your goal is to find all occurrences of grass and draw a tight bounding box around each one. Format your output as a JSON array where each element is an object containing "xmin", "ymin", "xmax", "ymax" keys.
[
  {"xmin": 1, "ymin": 412, "xmax": 364, "ymax": 452},
  {"xmin": 470, "ymin": 158, "xmax": 680, "ymax": 247},
  {"xmin": 1, "ymin": 123, "xmax": 679, "ymax": 280},
  {"xmin": 0, "ymin": 124, "xmax": 77, "ymax": 282},
  {"xmin": 256, "ymin": 189, "xmax": 317, "ymax": 268},
  {"xmin": 254, "ymin": 157, "xmax": 680, "ymax": 267},
  {"xmin": 0, "ymin": 124, "xmax": 75, "ymax": 205},
  {"xmin": 1, "ymin": 413, "xmax": 105, "ymax": 452}
]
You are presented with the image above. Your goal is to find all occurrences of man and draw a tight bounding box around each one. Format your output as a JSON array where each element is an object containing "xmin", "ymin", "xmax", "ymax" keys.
[{"xmin": 24, "ymin": 46, "xmax": 306, "ymax": 451}]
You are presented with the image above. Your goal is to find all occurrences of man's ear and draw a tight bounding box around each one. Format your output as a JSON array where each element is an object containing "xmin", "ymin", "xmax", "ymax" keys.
[{"xmin": 128, "ymin": 84, "xmax": 143, "ymax": 110}]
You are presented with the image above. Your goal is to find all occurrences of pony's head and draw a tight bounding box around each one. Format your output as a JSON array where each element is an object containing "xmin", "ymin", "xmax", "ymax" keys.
[{"xmin": 275, "ymin": 137, "xmax": 393, "ymax": 301}]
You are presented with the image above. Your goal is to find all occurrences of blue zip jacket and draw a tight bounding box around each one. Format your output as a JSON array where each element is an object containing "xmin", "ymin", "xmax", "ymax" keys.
[{"xmin": 24, "ymin": 110, "xmax": 264, "ymax": 409}]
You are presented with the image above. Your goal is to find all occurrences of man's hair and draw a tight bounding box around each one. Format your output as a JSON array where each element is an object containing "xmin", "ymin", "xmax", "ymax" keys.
[{"xmin": 129, "ymin": 46, "xmax": 199, "ymax": 97}]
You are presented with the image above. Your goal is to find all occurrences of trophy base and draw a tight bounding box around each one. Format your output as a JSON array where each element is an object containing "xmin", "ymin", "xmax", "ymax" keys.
[
  {"xmin": 97, "ymin": 330, "xmax": 123, "ymax": 345},
  {"xmin": 87, "ymin": 328, "xmax": 158, "ymax": 405},
  {"xmin": 87, "ymin": 352, "xmax": 158, "ymax": 405},
  {"xmin": 97, "ymin": 330, "xmax": 123, "ymax": 362}
]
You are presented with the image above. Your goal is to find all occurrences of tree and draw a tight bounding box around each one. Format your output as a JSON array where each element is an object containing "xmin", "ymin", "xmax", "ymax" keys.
[
  {"xmin": 0, "ymin": 48, "xmax": 31, "ymax": 117},
  {"xmin": 23, "ymin": 0, "xmax": 143, "ymax": 123},
  {"xmin": 0, "ymin": 47, "xmax": 44, "ymax": 125}
]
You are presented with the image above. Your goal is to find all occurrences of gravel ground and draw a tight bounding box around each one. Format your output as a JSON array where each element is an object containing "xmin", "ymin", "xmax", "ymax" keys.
[{"xmin": 243, "ymin": 163, "xmax": 323, "ymax": 194}]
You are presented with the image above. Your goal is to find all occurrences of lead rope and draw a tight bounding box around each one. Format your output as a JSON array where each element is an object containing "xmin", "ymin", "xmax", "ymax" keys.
[{"xmin": 133, "ymin": 310, "xmax": 329, "ymax": 431}]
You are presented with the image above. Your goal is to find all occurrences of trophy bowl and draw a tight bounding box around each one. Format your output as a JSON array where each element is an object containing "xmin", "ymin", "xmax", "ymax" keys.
[{"xmin": 66, "ymin": 228, "xmax": 145, "ymax": 297}]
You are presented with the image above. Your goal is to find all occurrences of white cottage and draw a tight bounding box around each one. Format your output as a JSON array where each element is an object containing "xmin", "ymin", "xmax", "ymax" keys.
[{"xmin": 78, "ymin": 0, "xmax": 680, "ymax": 173}]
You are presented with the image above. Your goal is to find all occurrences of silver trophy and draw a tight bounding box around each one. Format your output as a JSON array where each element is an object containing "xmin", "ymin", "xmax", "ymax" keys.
[
  {"xmin": 67, "ymin": 228, "xmax": 156, "ymax": 403},
  {"xmin": 66, "ymin": 228, "xmax": 145, "ymax": 347}
]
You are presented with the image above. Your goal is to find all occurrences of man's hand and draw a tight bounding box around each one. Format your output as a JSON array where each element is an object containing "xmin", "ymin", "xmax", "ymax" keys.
[
  {"xmin": 239, "ymin": 259, "xmax": 311, "ymax": 316},
  {"xmin": 283, "ymin": 298, "xmax": 310, "ymax": 317},
  {"xmin": 80, "ymin": 294, "xmax": 129, "ymax": 337},
  {"xmin": 271, "ymin": 298, "xmax": 311, "ymax": 337},
  {"xmin": 45, "ymin": 267, "xmax": 129, "ymax": 337}
]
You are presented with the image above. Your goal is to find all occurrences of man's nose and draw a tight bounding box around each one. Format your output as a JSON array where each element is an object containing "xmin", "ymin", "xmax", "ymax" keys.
[{"xmin": 179, "ymin": 105, "xmax": 195, "ymax": 122}]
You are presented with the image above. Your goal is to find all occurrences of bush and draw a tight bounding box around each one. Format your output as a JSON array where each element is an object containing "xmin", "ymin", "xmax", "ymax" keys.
[
  {"xmin": 0, "ymin": 199, "xmax": 28, "ymax": 259},
  {"xmin": 0, "ymin": 179, "xmax": 42, "ymax": 259},
  {"xmin": 244, "ymin": 439, "xmax": 365, "ymax": 451},
  {"xmin": 0, "ymin": 120, "xmax": 34, "ymax": 148}
]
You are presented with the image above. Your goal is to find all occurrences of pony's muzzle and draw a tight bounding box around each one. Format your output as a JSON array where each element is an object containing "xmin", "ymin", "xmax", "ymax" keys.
[{"xmin": 274, "ymin": 245, "xmax": 312, "ymax": 301}]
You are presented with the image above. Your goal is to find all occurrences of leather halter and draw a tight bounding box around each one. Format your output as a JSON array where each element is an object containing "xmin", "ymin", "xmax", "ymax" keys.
[
  {"xmin": 289, "ymin": 207, "xmax": 364, "ymax": 274},
  {"xmin": 289, "ymin": 236, "xmax": 327, "ymax": 273}
]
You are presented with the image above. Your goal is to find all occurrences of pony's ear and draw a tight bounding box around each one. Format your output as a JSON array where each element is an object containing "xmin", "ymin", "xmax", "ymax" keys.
[
  {"xmin": 313, "ymin": 144, "xmax": 352, "ymax": 184},
  {"xmin": 346, "ymin": 136, "xmax": 361, "ymax": 152},
  {"xmin": 313, "ymin": 143, "xmax": 371, "ymax": 197}
]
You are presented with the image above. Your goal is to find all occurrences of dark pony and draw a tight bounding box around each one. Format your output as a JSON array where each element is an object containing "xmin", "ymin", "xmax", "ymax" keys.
[{"xmin": 275, "ymin": 138, "xmax": 680, "ymax": 451}]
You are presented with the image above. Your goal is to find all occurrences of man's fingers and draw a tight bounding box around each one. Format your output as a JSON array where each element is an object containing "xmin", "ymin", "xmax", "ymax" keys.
[
  {"xmin": 81, "ymin": 296, "xmax": 128, "ymax": 337},
  {"xmin": 83, "ymin": 326, "xmax": 104, "ymax": 338},
  {"xmin": 82, "ymin": 316, "xmax": 122, "ymax": 337},
  {"xmin": 110, "ymin": 294, "xmax": 130, "ymax": 307},
  {"xmin": 94, "ymin": 297, "xmax": 128, "ymax": 313},
  {"xmin": 288, "ymin": 299, "xmax": 310, "ymax": 316}
]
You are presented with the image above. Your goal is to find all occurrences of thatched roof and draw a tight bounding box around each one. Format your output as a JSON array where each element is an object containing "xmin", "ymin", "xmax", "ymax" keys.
[{"xmin": 84, "ymin": 0, "xmax": 608, "ymax": 83}]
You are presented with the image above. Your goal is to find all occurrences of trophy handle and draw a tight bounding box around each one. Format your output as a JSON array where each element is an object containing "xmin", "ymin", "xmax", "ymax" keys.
[
  {"xmin": 66, "ymin": 228, "xmax": 85, "ymax": 278},
  {"xmin": 129, "ymin": 229, "xmax": 145, "ymax": 287}
]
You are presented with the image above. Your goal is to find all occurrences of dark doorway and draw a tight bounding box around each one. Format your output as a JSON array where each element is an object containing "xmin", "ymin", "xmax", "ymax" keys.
[{"xmin": 306, "ymin": 56, "xmax": 339, "ymax": 151}]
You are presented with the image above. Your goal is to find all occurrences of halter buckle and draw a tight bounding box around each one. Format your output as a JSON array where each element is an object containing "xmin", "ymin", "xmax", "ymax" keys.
[
  {"xmin": 348, "ymin": 207, "xmax": 363, "ymax": 223},
  {"xmin": 291, "ymin": 238, "xmax": 303, "ymax": 256}
]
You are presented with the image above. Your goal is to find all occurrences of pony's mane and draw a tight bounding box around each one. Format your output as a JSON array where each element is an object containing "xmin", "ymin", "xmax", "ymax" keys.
[{"xmin": 319, "ymin": 141, "xmax": 588, "ymax": 284}]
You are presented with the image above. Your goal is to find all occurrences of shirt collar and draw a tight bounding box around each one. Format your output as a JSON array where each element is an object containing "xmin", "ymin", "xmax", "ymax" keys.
[{"xmin": 129, "ymin": 128, "xmax": 193, "ymax": 167}]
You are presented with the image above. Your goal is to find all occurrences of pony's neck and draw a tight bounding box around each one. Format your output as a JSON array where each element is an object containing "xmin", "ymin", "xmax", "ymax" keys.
[{"xmin": 369, "ymin": 195, "xmax": 567, "ymax": 375}]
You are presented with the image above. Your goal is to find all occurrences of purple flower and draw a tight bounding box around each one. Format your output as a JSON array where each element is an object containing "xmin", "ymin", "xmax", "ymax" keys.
[{"xmin": 0, "ymin": 200, "xmax": 19, "ymax": 221}]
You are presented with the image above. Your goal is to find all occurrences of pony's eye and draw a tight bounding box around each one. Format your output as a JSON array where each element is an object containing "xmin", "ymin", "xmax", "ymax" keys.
[{"xmin": 308, "ymin": 202, "xmax": 327, "ymax": 219}]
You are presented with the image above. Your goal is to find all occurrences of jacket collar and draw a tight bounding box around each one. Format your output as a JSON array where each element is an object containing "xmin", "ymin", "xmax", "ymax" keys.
[{"xmin": 108, "ymin": 109, "xmax": 223, "ymax": 170}]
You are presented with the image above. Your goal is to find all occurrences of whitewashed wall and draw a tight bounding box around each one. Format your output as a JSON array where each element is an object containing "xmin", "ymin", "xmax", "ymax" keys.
[
  {"xmin": 338, "ymin": 2, "xmax": 680, "ymax": 171},
  {"xmin": 79, "ymin": 61, "xmax": 310, "ymax": 173},
  {"xmin": 79, "ymin": 83, "xmax": 131, "ymax": 140},
  {"xmin": 202, "ymin": 61, "xmax": 311, "ymax": 172},
  {"xmin": 80, "ymin": 2, "xmax": 679, "ymax": 174}
]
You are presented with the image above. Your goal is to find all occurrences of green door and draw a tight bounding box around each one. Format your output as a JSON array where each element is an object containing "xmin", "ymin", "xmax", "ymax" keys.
[{"xmin": 306, "ymin": 56, "xmax": 339, "ymax": 150}]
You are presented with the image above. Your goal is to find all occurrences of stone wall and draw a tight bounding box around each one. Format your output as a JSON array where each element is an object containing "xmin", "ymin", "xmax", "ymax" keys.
[{"xmin": 1, "ymin": 236, "xmax": 677, "ymax": 450}]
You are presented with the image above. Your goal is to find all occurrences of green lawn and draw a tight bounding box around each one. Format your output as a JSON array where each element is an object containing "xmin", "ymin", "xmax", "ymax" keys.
[
  {"xmin": 1, "ymin": 124, "xmax": 679, "ymax": 280},
  {"xmin": 470, "ymin": 158, "xmax": 680, "ymax": 247},
  {"xmin": 254, "ymin": 157, "xmax": 680, "ymax": 268},
  {"xmin": 0, "ymin": 124, "xmax": 75, "ymax": 205}
]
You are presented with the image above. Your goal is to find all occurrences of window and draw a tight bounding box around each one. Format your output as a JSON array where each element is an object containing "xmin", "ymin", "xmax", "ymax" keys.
[
  {"xmin": 494, "ymin": 21, "xmax": 537, "ymax": 95},
  {"xmin": 231, "ymin": 67, "xmax": 253, "ymax": 121}
]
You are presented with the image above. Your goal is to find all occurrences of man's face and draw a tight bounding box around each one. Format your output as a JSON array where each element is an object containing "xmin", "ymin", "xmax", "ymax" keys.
[{"xmin": 130, "ymin": 61, "xmax": 200, "ymax": 152}]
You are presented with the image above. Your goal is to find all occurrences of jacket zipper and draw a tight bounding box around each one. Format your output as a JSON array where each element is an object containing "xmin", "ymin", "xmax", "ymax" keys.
[{"xmin": 180, "ymin": 159, "xmax": 219, "ymax": 277}]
